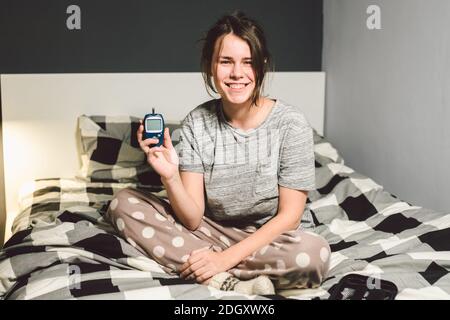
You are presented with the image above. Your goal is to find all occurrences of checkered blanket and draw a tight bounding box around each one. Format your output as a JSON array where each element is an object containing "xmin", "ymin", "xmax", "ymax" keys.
[{"xmin": 1, "ymin": 134, "xmax": 450, "ymax": 299}]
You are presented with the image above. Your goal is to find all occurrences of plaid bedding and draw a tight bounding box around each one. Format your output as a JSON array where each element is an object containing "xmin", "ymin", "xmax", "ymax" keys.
[{"xmin": 1, "ymin": 134, "xmax": 450, "ymax": 300}]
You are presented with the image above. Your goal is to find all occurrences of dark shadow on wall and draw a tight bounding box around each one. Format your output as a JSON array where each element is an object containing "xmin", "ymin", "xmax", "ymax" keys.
[{"xmin": 0, "ymin": 0, "xmax": 323, "ymax": 73}]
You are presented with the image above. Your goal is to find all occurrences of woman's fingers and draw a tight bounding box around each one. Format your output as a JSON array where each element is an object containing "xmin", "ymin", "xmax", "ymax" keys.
[
  {"xmin": 181, "ymin": 259, "xmax": 208, "ymax": 279},
  {"xmin": 142, "ymin": 138, "xmax": 160, "ymax": 147},
  {"xmin": 163, "ymin": 127, "xmax": 173, "ymax": 148},
  {"xmin": 137, "ymin": 123, "xmax": 144, "ymax": 143},
  {"xmin": 179, "ymin": 249, "xmax": 209, "ymax": 276},
  {"xmin": 179, "ymin": 256, "xmax": 203, "ymax": 276},
  {"xmin": 187, "ymin": 264, "xmax": 209, "ymax": 281},
  {"xmin": 140, "ymin": 138, "xmax": 160, "ymax": 155},
  {"xmin": 147, "ymin": 147, "xmax": 165, "ymax": 160}
]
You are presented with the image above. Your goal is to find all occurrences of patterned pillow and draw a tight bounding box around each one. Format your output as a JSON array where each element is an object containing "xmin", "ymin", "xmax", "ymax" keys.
[
  {"xmin": 77, "ymin": 115, "xmax": 182, "ymax": 187},
  {"xmin": 312, "ymin": 128, "xmax": 345, "ymax": 165}
]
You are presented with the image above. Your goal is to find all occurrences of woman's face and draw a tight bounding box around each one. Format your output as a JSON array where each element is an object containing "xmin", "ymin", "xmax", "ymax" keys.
[{"xmin": 211, "ymin": 33, "xmax": 256, "ymax": 106}]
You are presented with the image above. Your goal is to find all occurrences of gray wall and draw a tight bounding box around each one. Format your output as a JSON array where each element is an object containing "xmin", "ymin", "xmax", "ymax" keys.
[
  {"xmin": 0, "ymin": 0, "xmax": 322, "ymax": 72},
  {"xmin": 323, "ymin": 0, "xmax": 450, "ymax": 212}
]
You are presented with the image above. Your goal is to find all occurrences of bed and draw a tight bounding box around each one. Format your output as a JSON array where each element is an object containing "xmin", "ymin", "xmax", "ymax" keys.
[{"xmin": 1, "ymin": 73, "xmax": 450, "ymax": 300}]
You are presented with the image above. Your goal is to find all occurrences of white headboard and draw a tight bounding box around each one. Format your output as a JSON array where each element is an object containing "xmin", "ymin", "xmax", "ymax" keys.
[{"xmin": 1, "ymin": 72, "xmax": 325, "ymax": 242}]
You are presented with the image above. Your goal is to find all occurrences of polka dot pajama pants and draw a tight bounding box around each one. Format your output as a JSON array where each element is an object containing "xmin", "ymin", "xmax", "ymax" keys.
[{"xmin": 107, "ymin": 187, "xmax": 331, "ymax": 289}]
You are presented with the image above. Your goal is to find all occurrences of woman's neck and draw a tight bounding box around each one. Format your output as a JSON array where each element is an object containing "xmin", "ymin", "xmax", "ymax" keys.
[{"xmin": 221, "ymin": 97, "xmax": 274, "ymax": 131}]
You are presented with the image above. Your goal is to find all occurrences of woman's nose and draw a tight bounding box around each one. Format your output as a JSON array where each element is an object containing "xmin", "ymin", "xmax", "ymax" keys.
[{"xmin": 230, "ymin": 63, "xmax": 244, "ymax": 79}]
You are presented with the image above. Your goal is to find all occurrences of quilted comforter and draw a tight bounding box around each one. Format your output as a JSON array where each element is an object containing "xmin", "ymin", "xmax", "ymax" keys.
[{"xmin": 1, "ymin": 133, "xmax": 449, "ymax": 300}]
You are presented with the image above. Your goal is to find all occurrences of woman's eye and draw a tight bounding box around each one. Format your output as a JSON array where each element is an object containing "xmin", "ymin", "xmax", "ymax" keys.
[
  {"xmin": 220, "ymin": 60, "xmax": 231, "ymax": 64},
  {"xmin": 244, "ymin": 61, "xmax": 252, "ymax": 65}
]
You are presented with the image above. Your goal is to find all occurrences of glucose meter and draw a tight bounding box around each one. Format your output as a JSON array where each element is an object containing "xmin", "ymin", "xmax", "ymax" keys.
[{"xmin": 143, "ymin": 108, "xmax": 165, "ymax": 147}]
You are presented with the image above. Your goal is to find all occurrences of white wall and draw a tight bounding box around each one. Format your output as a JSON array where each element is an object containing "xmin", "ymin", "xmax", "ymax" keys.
[
  {"xmin": 323, "ymin": 0, "xmax": 450, "ymax": 212},
  {"xmin": 1, "ymin": 72, "xmax": 325, "ymax": 242}
]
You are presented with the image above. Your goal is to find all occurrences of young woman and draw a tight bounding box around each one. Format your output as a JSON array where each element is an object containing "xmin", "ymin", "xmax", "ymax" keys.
[{"xmin": 107, "ymin": 11, "xmax": 330, "ymax": 295}]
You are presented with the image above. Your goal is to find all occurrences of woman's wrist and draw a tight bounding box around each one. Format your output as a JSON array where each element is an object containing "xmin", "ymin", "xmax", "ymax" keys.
[
  {"xmin": 161, "ymin": 171, "xmax": 181, "ymax": 188},
  {"xmin": 221, "ymin": 246, "xmax": 245, "ymax": 270}
]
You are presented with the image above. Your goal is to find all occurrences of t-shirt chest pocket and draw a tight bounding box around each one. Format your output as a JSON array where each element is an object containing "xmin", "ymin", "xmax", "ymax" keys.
[
  {"xmin": 206, "ymin": 159, "xmax": 278, "ymax": 199},
  {"xmin": 207, "ymin": 163, "xmax": 255, "ymax": 197},
  {"xmin": 254, "ymin": 159, "xmax": 278, "ymax": 195}
]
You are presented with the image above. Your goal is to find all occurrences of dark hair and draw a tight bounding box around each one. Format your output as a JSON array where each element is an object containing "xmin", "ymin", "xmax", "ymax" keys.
[{"xmin": 200, "ymin": 11, "xmax": 273, "ymax": 107}]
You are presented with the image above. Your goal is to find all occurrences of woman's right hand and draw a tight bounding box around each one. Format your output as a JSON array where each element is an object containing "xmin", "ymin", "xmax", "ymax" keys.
[{"xmin": 137, "ymin": 122, "xmax": 180, "ymax": 182}]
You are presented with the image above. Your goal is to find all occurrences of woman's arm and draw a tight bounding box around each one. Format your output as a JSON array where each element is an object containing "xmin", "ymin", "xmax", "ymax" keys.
[
  {"xmin": 138, "ymin": 125, "xmax": 205, "ymax": 231},
  {"xmin": 221, "ymin": 186, "xmax": 308, "ymax": 269},
  {"xmin": 162, "ymin": 171, "xmax": 205, "ymax": 231}
]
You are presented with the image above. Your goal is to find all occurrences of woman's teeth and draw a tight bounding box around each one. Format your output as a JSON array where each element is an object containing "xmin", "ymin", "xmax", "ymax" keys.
[{"xmin": 227, "ymin": 83, "xmax": 247, "ymax": 88}]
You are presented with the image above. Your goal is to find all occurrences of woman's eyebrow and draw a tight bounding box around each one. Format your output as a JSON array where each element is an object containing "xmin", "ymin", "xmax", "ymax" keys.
[{"xmin": 218, "ymin": 56, "xmax": 252, "ymax": 60}]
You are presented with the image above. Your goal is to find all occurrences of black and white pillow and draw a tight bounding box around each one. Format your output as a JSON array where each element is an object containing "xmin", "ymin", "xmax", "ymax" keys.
[
  {"xmin": 77, "ymin": 115, "xmax": 182, "ymax": 187},
  {"xmin": 312, "ymin": 128, "xmax": 345, "ymax": 165}
]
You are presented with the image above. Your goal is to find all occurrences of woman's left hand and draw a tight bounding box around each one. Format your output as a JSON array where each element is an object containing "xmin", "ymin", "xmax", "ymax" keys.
[{"xmin": 179, "ymin": 248, "xmax": 229, "ymax": 284}]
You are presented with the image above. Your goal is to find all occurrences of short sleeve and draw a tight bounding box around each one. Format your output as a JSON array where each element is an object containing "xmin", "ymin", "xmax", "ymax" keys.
[
  {"xmin": 278, "ymin": 117, "xmax": 316, "ymax": 191},
  {"xmin": 177, "ymin": 113, "xmax": 204, "ymax": 173}
]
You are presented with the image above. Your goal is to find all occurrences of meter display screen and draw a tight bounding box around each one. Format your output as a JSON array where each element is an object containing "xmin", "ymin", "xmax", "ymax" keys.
[{"xmin": 145, "ymin": 118, "xmax": 162, "ymax": 131}]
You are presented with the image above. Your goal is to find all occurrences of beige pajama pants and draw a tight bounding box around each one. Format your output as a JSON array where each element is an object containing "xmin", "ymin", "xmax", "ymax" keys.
[{"xmin": 106, "ymin": 187, "xmax": 331, "ymax": 289}]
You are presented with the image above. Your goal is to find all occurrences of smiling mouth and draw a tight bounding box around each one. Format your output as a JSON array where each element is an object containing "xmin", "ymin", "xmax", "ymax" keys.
[{"xmin": 225, "ymin": 83, "xmax": 251, "ymax": 89}]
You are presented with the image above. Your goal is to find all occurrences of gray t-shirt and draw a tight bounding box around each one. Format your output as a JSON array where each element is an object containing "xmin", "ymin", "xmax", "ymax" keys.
[{"xmin": 177, "ymin": 98, "xmax": 315, "ymax": 226}]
